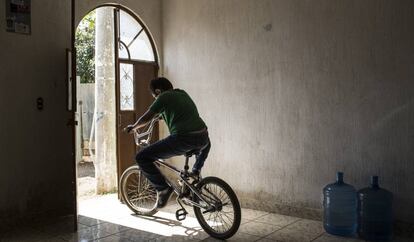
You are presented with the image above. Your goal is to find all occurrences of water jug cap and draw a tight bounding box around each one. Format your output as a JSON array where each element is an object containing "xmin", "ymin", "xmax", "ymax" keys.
[
  {"xmin": 371, "ymin": 175, "xmax": 379, "ymax": 188},
  {"xmin": 336, "ymin": 172, "xmax": 344, "ymax": 183}
]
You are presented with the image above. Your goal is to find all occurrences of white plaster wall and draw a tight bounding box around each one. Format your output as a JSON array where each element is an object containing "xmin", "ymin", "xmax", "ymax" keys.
[{"xmin": 162, "ymin": 0, "xmax": 414, "ymax": 223}]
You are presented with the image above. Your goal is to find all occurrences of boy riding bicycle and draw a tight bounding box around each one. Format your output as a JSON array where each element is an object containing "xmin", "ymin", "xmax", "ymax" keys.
[{"xmin": 125, "ymin": 77, "xmax": 210, "ymax": 208}]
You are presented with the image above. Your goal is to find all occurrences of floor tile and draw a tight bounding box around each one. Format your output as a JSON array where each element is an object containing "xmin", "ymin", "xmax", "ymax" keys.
[
  {"xmin": 238, "ymin": 221, "xmax": 281, "ymax": 237},
  {"xmin": 255, "ymin": 213, "xmax": 300, "ymax": 227},
  {"xmin": 241, "ymin": 208, "xmax": 269, "ymax": 221},
  {"xmin": 255, "ymin": 238, "xmax": 276, "ymax": 242},
  {"xmin": 266, "ymin": 226, "xmax": 320, "ymax": 242},
  {"xmin": 113, "ymin": 212, "xmax": 204, "ymax": 236},
  {"xmin": 2, "ymin": 194, "xmax": 381, "ymax": 242},
  {"xmin": 202, "ymin": 231, "xmax": 261, "ymax": 241},
  {"xmin": 78, "ymin": 215, "xmax": 107, "ymax": 226},
  {"xmin": 284, "ymin": 219, "xmax": 324, "ymax": 237},
  {"xmin": 30, "ymin": 215, "xmax": 75, "ymax": 227},
  {"xmin": 393, "ymin": 236, "xmax": 414, "ymax": 242},
  {"xmin": 115, "ymin": 228, "xmax": 162, "ymax": 241},
  {"xmin": 240, "ymin": 208, "xmax": 270, "ymax": 225},
  {"xmin": 59, "ymin": 226, "xmax": 114, "ymax": 242},
  {"xmin": 159, "ymin": 203, "xmax": 196, "ymax": 218},
  {"xmin": 152, "ymin": 234, "xmax": 202, "ymax": 241},
  {"xmin": 94, "ymin": 235, "xmax": 133, "ymax": 242},
  {"xmin": 313, "ymin": 233, "xmax": 363, "ymax": 242},
  {"xmin": 69, "ymin": 194, "xmax": 369, "ymax": 242},
  {"xmin": 149, "ymin": 223, "xmax": 208, "ymax": 241},
  {"xmin": 240, "ymin": 217, "xmax": 252, "ymax": 225},
  {"xmin": 30, "ymin": 216, "xmax": 76, "ymax": 235},
  {"xmin": 0, "ymin": 227, "xmax": 63, "ymax": 242},
  {"xmin": 78, "ymin": 223, "xmax": 91, "ymax": 231},
  {"xmin": 32, "ymin": 219, "xmax": 77, "ymax": 237},
  {"xmin": 79, "ymin": 195, "xmax": 134, "ymax": 220},
  {"xmin": 175, "ymin": 230, "xmax": 209, "ymax": 241},
  {"xmin": 90, "ymin": 222, "xmax": 132, "ymax": 234}
]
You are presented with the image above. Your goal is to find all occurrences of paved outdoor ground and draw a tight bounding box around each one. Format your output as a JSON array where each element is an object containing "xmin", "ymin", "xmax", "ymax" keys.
[
  {"xmin": 77, "ymin": 161, "xmax": 95, "ymax": 178},
  {"xmin": 77, "ymin": 161, "xmax": 96, "ymax": 200}
]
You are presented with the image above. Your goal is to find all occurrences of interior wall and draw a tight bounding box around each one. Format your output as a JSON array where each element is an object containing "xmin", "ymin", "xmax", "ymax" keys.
[
  {"xmin": 0, "ymin": 0, "xmax": 161, "ymax": 226},
  {"xmin": 162, "ymin": 0, "xmax": 414, "ymax": 223},
  {"xmin": 0, "ymin": 1, "xmax": 73, "ymax": 226}
]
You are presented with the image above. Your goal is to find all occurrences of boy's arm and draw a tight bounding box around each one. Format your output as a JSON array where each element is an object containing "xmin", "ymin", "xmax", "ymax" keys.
[
  {"xmin": 127, "ymin": 109, "xmax": 157, "ymax": 133},
  {"xmin": 126, "ymin": 91, "xmax": 164, "ymax": 133}
]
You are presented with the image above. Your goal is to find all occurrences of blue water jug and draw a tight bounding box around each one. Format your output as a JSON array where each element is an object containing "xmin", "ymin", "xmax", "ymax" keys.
[
  {"xmin": 357, "ymin": 176, "xmax": 393, "ymax": 241},
  {"xmin": 323, "ymin": 172, "xmax": 357, "ymax": 236}
]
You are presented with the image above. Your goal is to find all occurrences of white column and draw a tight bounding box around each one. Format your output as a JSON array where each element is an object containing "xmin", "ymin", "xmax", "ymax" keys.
[{"xmin": 94, "ymin": 7, "xmax": 117, "ymax": 194}]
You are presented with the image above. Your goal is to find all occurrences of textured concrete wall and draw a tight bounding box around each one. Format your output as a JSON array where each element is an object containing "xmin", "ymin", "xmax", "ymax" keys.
[
  {"xmin": 162, "ymin": 0, "xmax": 414, "ymax": 223},
  {"xmin": 0, "ymin": 1, "xmax": 73, "ymax": 225},
  {"xmin": 77, "ymin": 81, "xmax": 95, "ymax": 142}
]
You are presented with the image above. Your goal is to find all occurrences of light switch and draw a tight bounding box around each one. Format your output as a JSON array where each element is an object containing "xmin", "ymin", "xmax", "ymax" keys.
[{"xmin": 37, "ymin": 97, "xmax": 44, "ymax": 111}]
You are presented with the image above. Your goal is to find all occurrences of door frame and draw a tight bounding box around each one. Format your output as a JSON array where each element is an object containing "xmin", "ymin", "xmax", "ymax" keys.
[
  {"xmin": 70, "ymin": 0, "xmax": 77, "ymax": 232},
  {"xmin": 71, "ymin": 2, "xmax": 159, "ymax": 231}
]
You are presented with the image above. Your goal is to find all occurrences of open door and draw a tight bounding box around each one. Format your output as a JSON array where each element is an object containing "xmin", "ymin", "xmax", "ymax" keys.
[
  {"xmin": 113, "ymin": 7, "xmax": 159, "ymax": 199},
  {"xmin": 116, "ymin": 61, "xmax": 158, "ymax": 186}
]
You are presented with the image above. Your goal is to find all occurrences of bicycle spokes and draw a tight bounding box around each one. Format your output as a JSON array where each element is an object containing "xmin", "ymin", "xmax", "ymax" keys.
[
  {"xmin": 199, "ymin": 183, "xmax": 235, "ymax": 233},
  {"xmin": 126, "ymin": 171, "xmax": 157, "ymax": 209}
]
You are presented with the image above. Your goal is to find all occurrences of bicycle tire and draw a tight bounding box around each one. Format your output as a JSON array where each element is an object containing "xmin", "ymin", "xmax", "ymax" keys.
[
  {"xmin": 119, "ymin": 165, "xmax": 158, "ymax": 216},
  {"xmin": 193, "ymin": 176, "xmax": 241, "ymax": 239}
]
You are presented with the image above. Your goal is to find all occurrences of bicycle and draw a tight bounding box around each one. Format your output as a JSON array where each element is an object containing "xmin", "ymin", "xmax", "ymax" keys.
[{"xmin": 119, "ymin": 116, "xmax": 241, "ymax": 239}]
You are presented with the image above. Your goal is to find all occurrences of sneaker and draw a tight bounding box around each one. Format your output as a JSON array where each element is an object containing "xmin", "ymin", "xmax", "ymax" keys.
[
  {"xmin": 157, "ymin": 186, "xmax": 173, "ymax": 208},
  {"xmin": 189, "ymin": 170, "xmax": 201, "ymax": 181}
]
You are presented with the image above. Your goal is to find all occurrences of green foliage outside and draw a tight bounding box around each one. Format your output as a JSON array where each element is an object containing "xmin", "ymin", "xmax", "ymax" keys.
[{"xmin": 75, "ymin": 11, "xmax": 96, "ymax": 83}]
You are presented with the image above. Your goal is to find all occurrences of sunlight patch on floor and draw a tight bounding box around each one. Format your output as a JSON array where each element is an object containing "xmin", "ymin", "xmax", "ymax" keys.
[{"xmin": 78, "ymin": 193, "xmax": 205, "ymax": 237}]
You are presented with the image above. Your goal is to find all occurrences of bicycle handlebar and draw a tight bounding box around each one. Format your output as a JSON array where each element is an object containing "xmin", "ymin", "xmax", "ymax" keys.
[{"xmin": 132, "ymin": 115, "xmax": 161, "ymax": 147}]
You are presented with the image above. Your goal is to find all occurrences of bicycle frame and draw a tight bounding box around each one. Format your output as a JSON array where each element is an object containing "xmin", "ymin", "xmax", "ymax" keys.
[
  {"xmin": 154, "ymin": 159, "xmax": 216, "ymax": 210},
  {"xmin": 132, "ymin": 117, "xmax": 220, "ymax": 211}
]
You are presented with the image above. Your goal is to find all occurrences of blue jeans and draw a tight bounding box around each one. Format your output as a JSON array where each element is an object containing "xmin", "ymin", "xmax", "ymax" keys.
[{"xmin": 136, "ymin": 131, "xmax": 210, "ymax": 191}]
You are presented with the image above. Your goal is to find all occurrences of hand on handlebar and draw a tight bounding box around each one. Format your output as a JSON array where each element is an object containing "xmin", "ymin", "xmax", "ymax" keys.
[
  {"xmin": 124, "ymin": 116, "xmax": 160, "ymax": 146},
  {"xmin": 124, "ymin": 115, "xmax": 160, "ymax": 136},
  {"xmin": 123, "ymin": 125, "xmax": 135, "ymax": 134}
]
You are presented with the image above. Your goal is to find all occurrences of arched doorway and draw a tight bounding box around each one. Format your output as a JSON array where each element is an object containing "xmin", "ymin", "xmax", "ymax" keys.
[{"xmin": 75, "ymin": 5, "xmax": 158, "ymax": 202}]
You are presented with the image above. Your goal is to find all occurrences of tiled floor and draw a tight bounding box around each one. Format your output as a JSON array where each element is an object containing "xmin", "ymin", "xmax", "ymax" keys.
[{"xmin": 0, "ymin": 194, "xmax": 411, "ymax": 242}]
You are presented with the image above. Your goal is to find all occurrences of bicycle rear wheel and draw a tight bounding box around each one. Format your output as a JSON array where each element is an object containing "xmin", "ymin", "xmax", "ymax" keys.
[
  {"xmin": 193, "ymin": 176, "xmax": 241, "ymax": 239},
  {"xmin": 120, "ymin": 165, "xmax": 158, "ymax": 216}
]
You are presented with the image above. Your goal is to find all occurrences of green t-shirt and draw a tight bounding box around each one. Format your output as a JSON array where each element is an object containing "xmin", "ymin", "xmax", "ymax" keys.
[{"xmin": 149, "ymin": 89, "xmax": 206, "ymax": 135}]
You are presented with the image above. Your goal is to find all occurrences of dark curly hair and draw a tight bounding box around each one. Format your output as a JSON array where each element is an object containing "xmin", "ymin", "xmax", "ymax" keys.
[{"xmin": 149, "ymin": 77, "xmax": 173, "ymax": 94}]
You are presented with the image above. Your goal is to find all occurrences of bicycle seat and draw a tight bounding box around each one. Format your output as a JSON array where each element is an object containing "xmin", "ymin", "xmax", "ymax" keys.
[{"xmin": 185, "ymin": 149, "xmax": 201, "ymax": 157}]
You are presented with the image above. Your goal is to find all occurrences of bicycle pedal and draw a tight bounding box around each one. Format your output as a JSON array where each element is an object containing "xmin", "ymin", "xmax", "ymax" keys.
[{"xmin": 175, "ymin": 208, "xmax": 187, "ymax": 221}]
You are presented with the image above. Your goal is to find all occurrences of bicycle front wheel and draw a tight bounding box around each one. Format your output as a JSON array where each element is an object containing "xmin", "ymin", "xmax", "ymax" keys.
[
  {"xmin": 193, "ymin": 176, "xmax": 241, "ymax": 239},
  {"xmin": 120, "ymin": 165, "xmax": 158, "ymax": 216}
]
